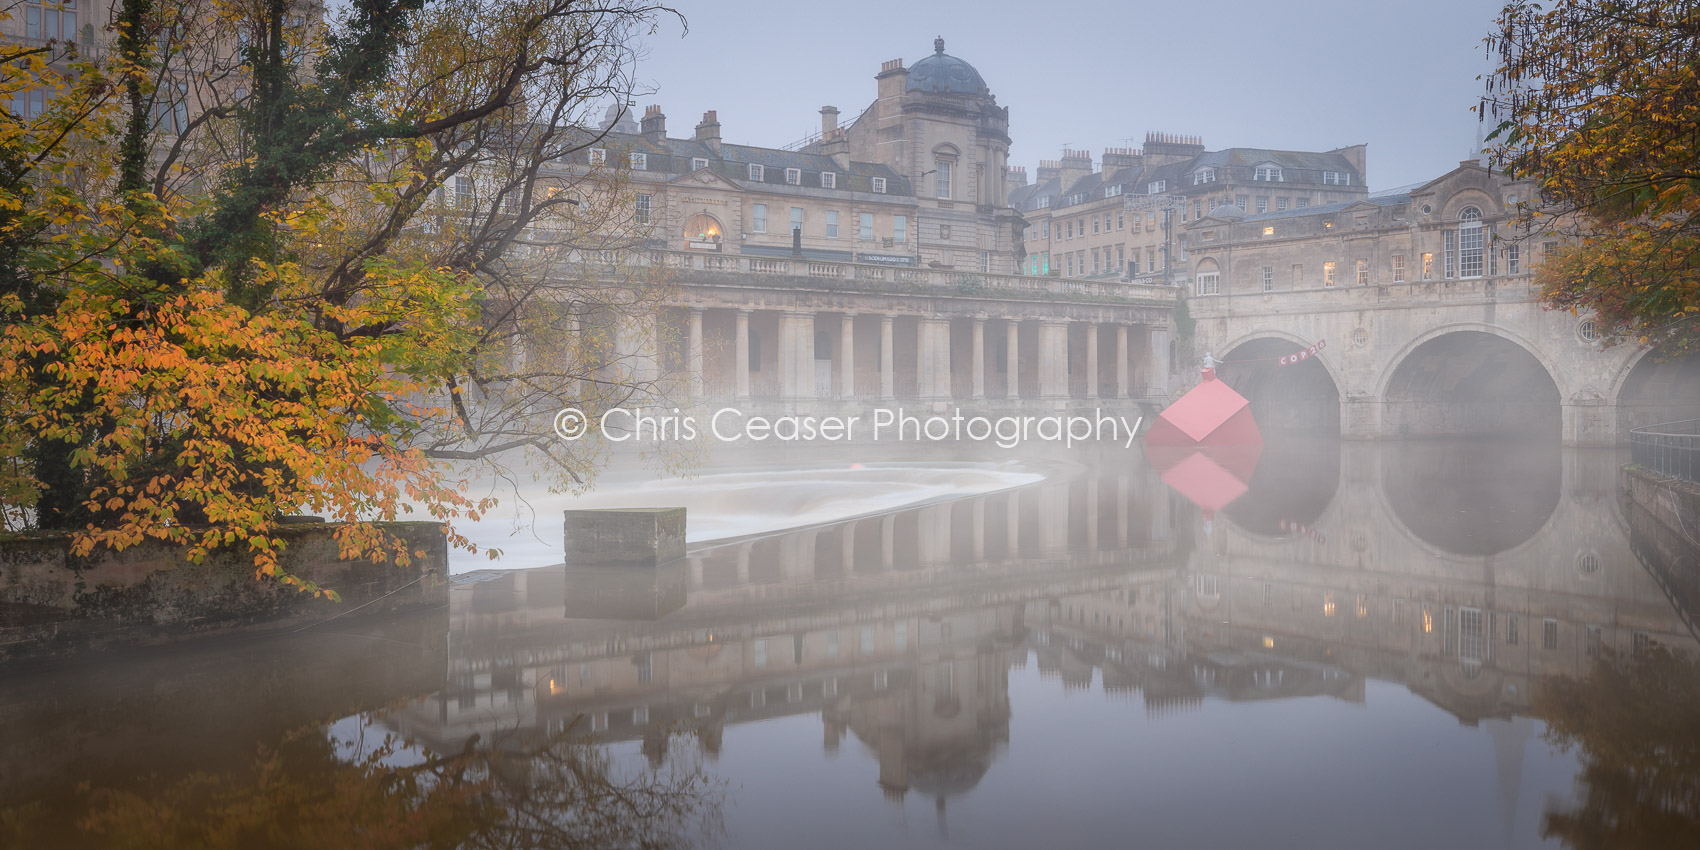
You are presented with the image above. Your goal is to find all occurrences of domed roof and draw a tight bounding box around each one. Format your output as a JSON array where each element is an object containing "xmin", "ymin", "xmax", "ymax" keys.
[
  {"xmin": 1208, "ymin": 203, "xmax": 1246, "ymax": 220},
  {"xmin": 907, "ymin": 37, "xmax": 988, "ymax": 95}
]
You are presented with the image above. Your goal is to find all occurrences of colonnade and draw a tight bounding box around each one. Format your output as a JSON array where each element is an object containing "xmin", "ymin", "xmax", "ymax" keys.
[{"xmin": 675, "ymin": 308, "xmax": 1172, "ymax": 403}]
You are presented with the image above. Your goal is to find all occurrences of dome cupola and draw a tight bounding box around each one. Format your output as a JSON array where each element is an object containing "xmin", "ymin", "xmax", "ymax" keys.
[{"xmin": 906, "ymin": 37, "xmax": 989, "ymax": 95}]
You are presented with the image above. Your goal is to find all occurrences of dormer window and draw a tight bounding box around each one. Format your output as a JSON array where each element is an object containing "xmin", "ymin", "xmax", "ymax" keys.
[
  {"xmin": 785, "ymin": 167, "xmax": 801, "ymax": 185},
  {"xmin": 691, "ymin": 157, "xmax": 708, "ymax": 171},
  {"xmin": 629, "ymin": 152, "xmax": 646, "ymax": 170},
  {"xmin": 589, "ymin": 148, "xmax": 607, "ymax": 165},
  {"xmin": 821, "ymin": 171, "xmax": 836, "ymax": 189},
  {"xmin": 1323, "ymin": 171, "xmax": 1350, "ymax": 186},
  {"xmin": 871, "ymin": 176, "xmax": 887, "ymax": 193},
  {"xmin": 1253, "ymin": 165, "xmax": 1283, "ymax": 182},
  {"xmin": 1193, "ymin": 168, "xmax": 1216, "ymax": 185},
  {"xmin": 748, "ymin": 163, "xmax": 764, "ymax": 181},
  {"xmin": 1148, "ymin": 180, "xmax": 1166, "ymax": 194}
]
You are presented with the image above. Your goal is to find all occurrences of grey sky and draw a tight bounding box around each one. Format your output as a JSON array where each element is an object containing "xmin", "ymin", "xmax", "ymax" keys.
[{"xmin": 633, "ymin": 0, "xmax": 1500, "ymax": 191}]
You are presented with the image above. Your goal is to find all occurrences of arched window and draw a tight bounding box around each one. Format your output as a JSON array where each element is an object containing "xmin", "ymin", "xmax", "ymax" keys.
[
  {"xmin": 1195, "ymin": 258, "xmax": 1221, "ymax": 296},
  {"xmin": 684, "ymin": 213, "xmax": 722, "ymax": 242},
  {"xmin": 1458, "ymin": 206, "xmax": 1484, "ymax": 278}
]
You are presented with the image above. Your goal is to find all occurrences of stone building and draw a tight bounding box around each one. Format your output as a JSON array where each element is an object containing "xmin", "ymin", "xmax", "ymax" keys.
[{"xmin": 1009, "ymin": 134, "xmax": 1368, "ymax": 287}]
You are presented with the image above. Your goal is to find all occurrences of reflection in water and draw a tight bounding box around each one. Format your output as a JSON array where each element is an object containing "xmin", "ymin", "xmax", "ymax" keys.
[
  {"xmin": 3, "ymin": 441, "xmax": 1697, "ymax": 849},
  {"xmin": 1537, "ymin": 647, "xmax": 1700, "ymax": 849}
]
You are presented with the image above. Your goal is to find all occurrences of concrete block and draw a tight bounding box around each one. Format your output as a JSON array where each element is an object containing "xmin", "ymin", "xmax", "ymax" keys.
[{"xmin": 563, "ymin": 508, "xmax": 686, "ymax": 567}]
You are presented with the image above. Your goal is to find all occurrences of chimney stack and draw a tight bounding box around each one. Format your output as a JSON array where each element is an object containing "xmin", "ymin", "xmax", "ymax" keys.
[
  {"xmin": 694, "ymin": 110, "xmax": 721, "ymax": 152},
  {"xmin": 820, "ymin": 106, "xmax": 840, "ymax": 139},
  {"xmin": 641, "ymin": 105, "xmax": 666, "ymax": 141},
  {"xmin": 1059, "ymin": 149, "xmax": 1093, "ymax": 188},
  {"xmin": 1004, "ymin": 165, "xmax": 1028, "ymax": 190},
  {"xmin": 1100, "ymin": 147, "xmax": 1143, "ymax": 171},
  {"xmin": 1143, "ymin": 131, "xmax": 1206, "ymax": 165}
]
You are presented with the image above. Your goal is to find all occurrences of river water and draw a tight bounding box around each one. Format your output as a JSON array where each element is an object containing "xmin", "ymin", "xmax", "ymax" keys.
[{"xmin": 4, "ymin": 436, "xmax": 1697, "ymax": 849}]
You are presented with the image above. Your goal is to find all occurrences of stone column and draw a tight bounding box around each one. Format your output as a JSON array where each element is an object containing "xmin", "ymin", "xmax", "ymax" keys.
[
  {"xmin": 1085, "ymin": 324, "xmax": 1099, "ymax": 399},
  {"xmin": 1115, "ymin": 325, "xmax": 1129, "ymax": 399},
  {"xmin": 971, "ymin": 318, "xmax": 986, "ymax": 399},
  {"xmin": 687, "ymin": 308, "xmax": 704, "ymax": 399},
  {"xmin": 734, "ymin": 310, "xmax": 751, "ymax": 401},
  {"xmin": 880, "ymin": 315, "xmax": 895, "ymax": 399},
  {"xmin": 779, "ymin": 311, "xmax": 815, "ymax": 400},
  {"xmin": 1005, "ymin": 320, "xmax": 1020, "ymax": 399},
  {"xmin": 839, "ymin": 314, "xmax": 855, "ymax": 399},
  {"xmin": 1039, "ymin": 321, "xmax": 1069, "ymax": 400},
  {"xmin": 1147, "ymin": 325, "xmax": 1171, "ymax": 396}
]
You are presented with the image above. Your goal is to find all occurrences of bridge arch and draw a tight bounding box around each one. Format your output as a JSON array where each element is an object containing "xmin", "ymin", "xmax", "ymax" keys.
[
  {"xmin": 1607, "ymin": 346, "xmax": 1700, "ymax": 433},
  {"xmin": 1376, "ymin": 324, "xmax": 1565, "ymax": 440},
  {"xmin": 1216, "ymin": 330, "xmax": 1343, "ymax": 434}
]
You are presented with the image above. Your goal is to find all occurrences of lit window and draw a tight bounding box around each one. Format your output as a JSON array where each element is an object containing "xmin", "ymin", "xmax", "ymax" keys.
[
  {"xmin": 872, "ymin": 177, "xmax": 887, "ymax": 194},
  {"xmin": 785, "ymin": 167, "xmax": 801, "ymax": 185},
  {"xmin": 1323, "ymin": 261, "xmax": 1336, "ymax": 287},
  {"xmin": 821, "ymin": 171, "xmax": 836, "ymax": 189},
  {"xmin": 748, "ymin": 163, "xmax": 764, "ymax": 181},
  {"xmin": 1262, "ymin": 226, "xmax": 1274, "ymax": 236},
  {"xmin": 1356, "ymin": 259, "xmax": 1369, "ymax": 285},
  {"xmin": 1421, "ymin": 252, "xmax": 1434, "ymax": 280}
]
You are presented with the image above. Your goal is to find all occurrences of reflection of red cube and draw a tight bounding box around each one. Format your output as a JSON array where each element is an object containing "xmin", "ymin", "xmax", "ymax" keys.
[
  {"xmin": 1144, "ymin": 369, "xmax": 1263, "ymax": 518},
  {"xmin": 1144, "ymin": 368, "xmax": 1263, "ymax": 448}
]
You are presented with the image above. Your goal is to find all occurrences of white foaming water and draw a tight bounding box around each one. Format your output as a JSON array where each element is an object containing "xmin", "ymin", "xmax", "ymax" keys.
[{"xmin": 447, "ymin": 462, "xmax": 1044, "ymax": 572}]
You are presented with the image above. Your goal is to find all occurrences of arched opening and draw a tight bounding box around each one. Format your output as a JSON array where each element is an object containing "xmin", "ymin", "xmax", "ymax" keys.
[
  {"xmin": 1217, "ymin": 337, "xmax": 1340, "ymax": 434},
  {"xmin": 1223, "ymin": 435, "xmax": 1341, "ymax": 535},
  {"xmin": 1383, "ymin": 331, "xmax": 1560, "ymax": 439},
  {"xmin": 1381, "ymin": 439, "xmax": 1560, "ymax": 557},
  {"xmin": 684, "ymin": 213, "xmax": 723, "ymax": 242},
  {"xmin": 1617, "ymin": 349, "xmax": 1700, "ymax": 433}
]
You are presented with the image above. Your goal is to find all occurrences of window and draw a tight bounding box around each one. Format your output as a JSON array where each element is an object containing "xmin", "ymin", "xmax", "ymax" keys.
[
  {"xmin": 151, "ymin": 82, "xmax": 189, "ymax": 134},
  {"xmin": 1092, "ymin": 217, "xmax": 1100, "ymax": 234},
  {"xmin": 1323, "ymin": 261, "xmax": 1336, "ymax": 287},
  {"xmin": 1458, "ymin": 207, "xmax": 1484, "ymax": 277},
  {"xmin": 635, "ymin": 193, "xmax": 651, "ymax": 223},
  {"xmin": 1444, "ymin": 229, "xmax": 1457, "ymax": 278},
  {"xmin": 753, "ymin": 638, "xmax": 768, "ymax": 668},
  {"xmin": 1235, "ymin": 195, "xmax": 1247, "ymax": 210},
  {"xmin": 629, "ymin": 151, "xmax": 647, "ymax": 170},
  {"xmin": 1066, "ymin": 222, "xmax": 1074, "ymax": 239},
  {"xmin": 859, "ymin": 212, "xmax": 873, "ymax": 240},
  {"xmin": 1149, "ymin": 180, "xmax": 1166, "ymax": 194},
  {"xmin": 1194, "ymin": 200, "xmax": 1203, "ymax": 220},
  {"xmin": 1067, "ymin": 254, "xmax": 1075, "ymax": 276},
  {"xmin": 1543, "ymin": 619, "xmax": 1559, "ymax": 650},
  {"xmin": 1261, "ymin": 266, "xmax": 1273, "ymax": 292},
  {"xmin": 1262, "ymin": 226, "xmax": 1274, "ymax": 236},
  {"xmin": 1422, "ymin": 252, "xmax": 1434, "ymax": 280},
  {"xmin": 785, "ymin": 167, "xmax": 801, "ymax": 185},
  {"xmin": 893, "ymin": 215, "xmax": 906, "ymax": 243},
  {"xmin": 1507, "ymin": 244, "xmax": 1520, "ymax": 274},
  {"xmin": 1276, "ymin": 197, "xmax": 1289, "ymax": 211},
  {"xmin": 1254, "ymin": 165, "xmax": 1283, "ymax": 182},
  {"xmin": 453, "ymin": 176, "xmax": 472, "ymax": 208},
  {"xmin": 1507, "ymin": 615, "xmax": 1519, "ymax": 645},
  {"xmin": 939, "ymin": 224, "xmax": 951, "ymax": 240},
  {"xmin": 1297, "ymin": 198, "xmax": 1310, "ymax": 208},
  {"xmin": 1042, "ymin": 222, "xmax": 1049, "ymax": 239},
  {"xmin": 685, "ymin": 213, "xmax": 722, "ymax": 241},
  {"xmin": 1196, "ymin": 260, "xmax": 1220, "ymax": 295},
  {"xmin": 789, "ymin": 207, "xmax": 802, "ymax": 233},
  {"xmin": 1147, "ymin": 249, "xmax": 1155, "ymax": 273},
  {"xmin": 1092, "ymin": 251, "xmax": 1100, "ymax": 274},
  {"xmin": 1392, "ymin": 254, "xmax": 1407, "ymax": 282},
  {"xmin": 1117, "ymin": 212, "xmax": 1125, "ymax": 230},
  {"xmin": 821, "ymin": 171, "xmax": 836, "ymax": 189},
  {"xmin": 1117, "ymin": 246, "xmax": 1125, "ymax": 269},
  {"xmin": 748, "ymin": 163, "xmax": 764, "ymax": 181},
  {"xmin": 1586, "ymin": 625, "xmax": 1602, "ymax": 657},
  {"xmin": 691, "ymin": 157, "xmax": 708, "ymax": 171},
  {"xmin": 1256, "ymin": 196, "xmax": 1268, "ymax": 213},
  {"xmin": 936, "ymin": 161, "xmax": 952, "ymax": 198},
  {"xmin": 1579, "ymin": 319, "xmax": 1600, "ymax": 342},
  {"xmin": 751, "ymin": 203, "xmax": 766, "ymax": 233},
  {"xmin": 25, "ymin": 0, "xmax": 79, "ymax": 41},
  {"xmin": 1323, "ymin": 171, "xmax": 1350, "ymax": 185},
  {"xmin": 1356, "ymin": 259, "xmax": 1369, "ymax": 285},
  {"xmin": 588, "ymin": 148, "xmax": 607, "ymax": 165},
  {"xmin": 9, "ymin": 88, "xmax": 48, "ymax": 119},
  {"xmin": 1543, "ymin": 240, "xmax": 1559, "ymax": 257},
  {"xmin": 1193, "ymin": 167, "xmax": 1216, "ymax": 185},
  {"xmin": 826, "ymin": 210, "xmax": 839, "ymax": 238},
  {"xmin": 872, "ymin": 177, "xmax": 887, "ymax": 194}
]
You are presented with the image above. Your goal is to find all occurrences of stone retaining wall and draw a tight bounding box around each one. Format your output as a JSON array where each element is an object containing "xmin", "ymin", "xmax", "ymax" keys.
[{"xmin": 0, "ymin": 521, "xmax": 448, "ymax": 661}]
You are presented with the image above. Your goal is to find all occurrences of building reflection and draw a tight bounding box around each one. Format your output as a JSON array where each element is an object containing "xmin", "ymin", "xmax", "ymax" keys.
[{"xmin": 372, "ymin": 441, "xmax": 1699, "ymax": 816}]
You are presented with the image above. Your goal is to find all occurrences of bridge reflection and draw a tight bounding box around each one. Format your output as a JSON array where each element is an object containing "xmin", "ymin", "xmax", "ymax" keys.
[{"xmin": 373, "ymin": 442, "xmax": 1698, "ymax": 809}]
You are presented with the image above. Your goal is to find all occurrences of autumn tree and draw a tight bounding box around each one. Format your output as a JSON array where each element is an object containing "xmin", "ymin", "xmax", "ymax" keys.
[
  {"xmin": 1485, "ymin": 0, "xmax": 1700, "ymax": 353},
  {"xmin": 0, "ymin": 0, "xmax": 687, "ymax": 590}
]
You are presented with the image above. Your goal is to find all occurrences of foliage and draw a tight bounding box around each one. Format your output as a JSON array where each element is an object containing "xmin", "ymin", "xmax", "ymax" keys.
[
  {"xmin": 1536, "ymin": 645, "xmax": 1700, "ymax": 849},
  {"xmin": 0, "ymin": 1, "xmax": 687, "ymax": 590},
  {"xmin": 1486, "ymin": 0, "xmax": 1700, "ymax": 353}
]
